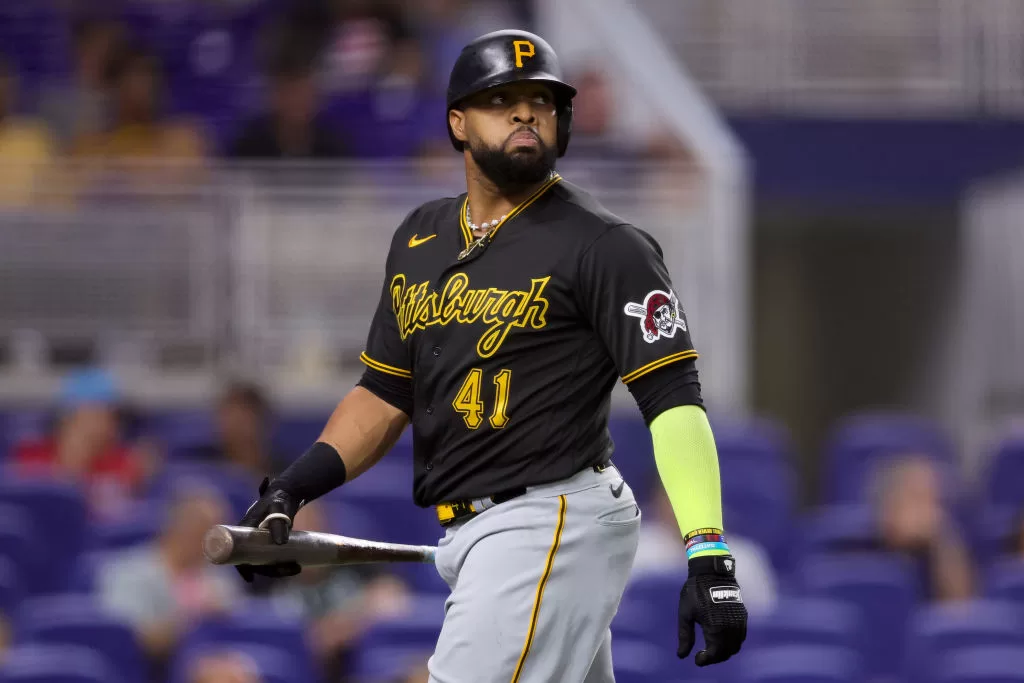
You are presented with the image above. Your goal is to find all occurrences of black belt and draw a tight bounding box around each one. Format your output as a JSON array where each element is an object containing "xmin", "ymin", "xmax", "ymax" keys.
[{"xmin": 435, "ymin": 462, "xmax": 609, "ymax": 527}]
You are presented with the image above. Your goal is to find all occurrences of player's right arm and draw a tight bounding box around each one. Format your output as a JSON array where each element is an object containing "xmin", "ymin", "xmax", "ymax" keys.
[{"xmin": 233, "ymin": 220, "xmax": 415, "ymax": 582}]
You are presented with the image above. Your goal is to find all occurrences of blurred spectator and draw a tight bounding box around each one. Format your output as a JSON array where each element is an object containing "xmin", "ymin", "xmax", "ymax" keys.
[
  {"xmin": 869, "ymin": 453, "xmax": 974, "ymax": 602},
  {"xmin": 189, "ymin": 651, "xmax": 262, "ymax": 683},
  {"xmin": 228, "ymin": 54, "xmax": 346, "ymax": 159},
  {"xmin": 98, "ymin": 486, "xmax": 240, "ymax": 669},
  {"xmin": 70, "ymin": 46, "xmax": 208, "ymax": 164},
  {"xmin": 270, "ymin": 501, "xmax": 412, "ymax": 681},
  {"xmin": 38, "ymin": 17, "xmax": 123, "ymax": 150},
  {"xmin": 407, "ymin": 0, "xmax": 523, "ymax": 101},
  {"xmin": 0, "ymin": 57, "xmax": 56, "ymax": 208},
  {"xmin": 324, "ymin": 34, "xmax": 444, "ymax": 158},
  {"xmin": 632, "ymin": 485, "xmax": 778, "ymax": 616},
  {"xmin": 188, "ymin": 381, "xmax": 286, "ymax": 480},
  {"xmin": 12, "ymin": 368, "xmax": 151, "ymax": 520},
  {"xmin": 565, "ymin": 68, "xmax": 642, "ymax": 160},
  {"xmin": 317, "ymin": 0, "xmax": 408, "ymax": 96}
]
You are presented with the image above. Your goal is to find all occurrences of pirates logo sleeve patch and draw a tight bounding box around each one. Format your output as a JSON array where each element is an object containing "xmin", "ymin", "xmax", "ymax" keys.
[{"xmin": 623, "ymin": 289, "xmax": 688, "ymax": 343}]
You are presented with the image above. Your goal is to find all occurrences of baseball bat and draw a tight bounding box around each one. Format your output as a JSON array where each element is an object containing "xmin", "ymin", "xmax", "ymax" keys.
[
  {"xmin": 203, "ymin": 525, "xmax": 437, "ymax": 567},
  {"xmin": 625, "ymin": 304, "xmax": 647, "ymax": 316}
]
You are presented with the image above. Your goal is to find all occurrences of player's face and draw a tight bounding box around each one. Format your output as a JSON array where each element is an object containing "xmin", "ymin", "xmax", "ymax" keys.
[{"xmin": 451, "ymin": 82, "xmax": 559, "ymax": 189}]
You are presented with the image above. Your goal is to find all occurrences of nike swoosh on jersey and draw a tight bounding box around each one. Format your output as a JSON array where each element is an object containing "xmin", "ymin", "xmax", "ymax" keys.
[
  {"xmin": 408, "ymin": 233, "xmax": 437, "ymax": 248},
  {"xmin": 610, "ymin": 481, "xmax": 625, "ymax": 498}
]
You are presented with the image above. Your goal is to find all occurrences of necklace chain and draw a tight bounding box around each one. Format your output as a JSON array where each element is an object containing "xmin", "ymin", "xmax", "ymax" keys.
[{"xmin": 466, "ymin": 204, "xmax": 507, "ymax": 234}]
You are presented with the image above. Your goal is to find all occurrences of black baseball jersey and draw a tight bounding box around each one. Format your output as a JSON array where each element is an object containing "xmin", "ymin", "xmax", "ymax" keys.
[{"xmin": 359, "ymin": 173, "xmax": 700, "ymax": 507}]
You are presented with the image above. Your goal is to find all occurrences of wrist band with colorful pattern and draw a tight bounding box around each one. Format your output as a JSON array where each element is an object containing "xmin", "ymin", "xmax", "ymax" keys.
[{"xmin": 684, "ymin": 527, "xmax": 730, "ymax": 559}]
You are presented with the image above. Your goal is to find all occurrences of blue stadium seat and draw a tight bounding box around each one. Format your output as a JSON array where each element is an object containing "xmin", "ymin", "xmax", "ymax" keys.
[
  {"xmin": 0, "ymin": 643, "xmax": 119, "ymax": 683},
  {"xmin": 272, "ymin": 414, "xmax": 333, "ymax": 465},
  {"xmin": 611, "ymin": 597, "xmax": 657, "ymax": 641},
  {"xmin": 353, "ymin": 595, "xmax": 445, "ymax": 649},
  {"xmin": 145, "ymin": 410, "xmax": 217, "ymax": 459},
  {"xmin": 0, "ymin": 0, "xmax": 66, "ymax": 91},
  {"xmin": 987, "ymin": 560, "xmax": 1024, "ymax": 607},
  {"xmin": 0, "ymin": 505, "xmax": 42, "ymax": 595},
  {"xmin": 820, "ymin": 412, "xmax": 953, "ymax": 504},
  {"xmin": 14, "ymin": 594, "xmax": 146, "ymax": 683},
  {"xmin": 609, "ymin": 637, "xmax": 678, "ymax": 683},
  {"xmin": 985, "ymin": 432, "xmax": 1024, "ymax": 508},
  {"xmin": 738, "ymin": 645, "xmax": 861, "ymax": 683},
  {"xmin": 904, "ymin": 600, "xmax": 1024, "ymax": 683},
  {"xmin": 148, "ymin": 460, "xmax": 259, "ymax": 518},
  {"xmin": 90, "ymin": 501, "xmax": 163, "ymax": 552},
  {"xmin": 169, "ymin": 641, "xmax": 304, "ymax": 683},
  {"xmin": 0, "ymin": 558, "xmax": 23, "ymax": 618},
  {"xmin": 712, "ymin": 416, "xmax": 794, "ymax": 462},
  {"xmin": 0, "ymin": 478, "xmax": 88, "ymax": 594},
  {"xmin": 797, "ymin": 504, "xmax": 877, "ymax": 566},
  {"xmin": 346, "ymin": 596, "xmax": 444, "ymax": 682},
  {"xmin": 971, "ymin": 505, "xmax": 1019, "ymax": 568},
  {"xmin": 615, "ymin": 573, "xmax": 680, "ymax": 648},
  {"xmin": 745, "ymin": 598, "xmax": 861, "ymax": 651},
  {"xmin": 800, "ymin": 553, "xmax": 920, "ymax": 681},
  {"xmin": 180, "ymin": 604, "xmax": 319, "ymax": 683},
  {"xmin": 938, "ymin": 646, "xmax": 1024, "ymax": 683}
]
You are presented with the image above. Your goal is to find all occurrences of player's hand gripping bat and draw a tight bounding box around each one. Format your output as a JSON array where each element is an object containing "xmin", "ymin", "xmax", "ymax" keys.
[{"xmin": 203, "ymin": 524, "xmax": 437, "ymax": 568}]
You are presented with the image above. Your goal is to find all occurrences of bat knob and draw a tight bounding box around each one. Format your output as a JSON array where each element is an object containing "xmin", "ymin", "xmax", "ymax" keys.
[{"xmin": 203, "ymin": 525, "xmax": 237, "ymax": 565}]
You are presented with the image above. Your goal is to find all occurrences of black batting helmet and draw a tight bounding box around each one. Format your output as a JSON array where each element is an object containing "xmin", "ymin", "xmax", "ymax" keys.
[{"xmin": 446, "ymin": 29, "xmax": 577, "ymax": 157}]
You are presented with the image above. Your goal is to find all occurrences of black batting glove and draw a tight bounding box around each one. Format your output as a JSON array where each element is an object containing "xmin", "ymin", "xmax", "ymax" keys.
[
  {"xmin": 234, "ymin": 477, "xmax": 304, "ymax": 583},
  {"xmin": 678, "ymin": 554, "xmax": 748, "ymax": 666}
]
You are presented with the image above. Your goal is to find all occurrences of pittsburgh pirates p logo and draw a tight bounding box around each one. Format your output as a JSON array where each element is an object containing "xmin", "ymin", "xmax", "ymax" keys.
[{"xmin": 513, "ymin": 40, "xmax": 535, "ymax": 68}]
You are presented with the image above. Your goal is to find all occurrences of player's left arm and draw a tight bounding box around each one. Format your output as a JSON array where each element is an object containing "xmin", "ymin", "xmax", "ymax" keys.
[{"xmin": 577, "ymin": 223, "xmax": 747, "ymax": 667}]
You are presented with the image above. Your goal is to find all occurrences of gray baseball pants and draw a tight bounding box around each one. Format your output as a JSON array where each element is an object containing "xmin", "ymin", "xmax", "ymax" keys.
[{"xmin": 427, "ymin": 464, "xmax": 642, "ymax": 683}]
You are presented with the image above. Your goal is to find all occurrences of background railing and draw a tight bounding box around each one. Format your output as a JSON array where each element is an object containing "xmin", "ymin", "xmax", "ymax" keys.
[
  {"xmin": 0, "ymin": 158, "xmax": 741, "ymax": 412},
  {"xmin": 628, "ymin": 0, "xmax": 1024, "ymax": 115}
]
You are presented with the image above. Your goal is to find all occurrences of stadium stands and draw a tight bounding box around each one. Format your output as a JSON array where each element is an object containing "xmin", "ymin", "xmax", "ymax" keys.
[
  {"xmin": 0, "ymin": 403, "xmax": 1020, "ymax": 681},
  {"xmin": 0, "ymin": 2, "xmax": 1023, "ymax": 681}
]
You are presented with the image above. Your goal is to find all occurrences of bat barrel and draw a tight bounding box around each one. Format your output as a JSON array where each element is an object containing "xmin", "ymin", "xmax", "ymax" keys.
[
  {"xmin": 203, "ymin": 525, "xmax": 239, "ymax": 565},
  {"xmin": 203, "ymin": 525, "xmax": 437, "ymax": 567}
]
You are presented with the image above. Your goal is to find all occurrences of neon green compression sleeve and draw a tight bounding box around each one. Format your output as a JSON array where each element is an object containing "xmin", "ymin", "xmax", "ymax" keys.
[{"xmin": 649, "ymin": 404, "xmax": 730, "ymax": 559}]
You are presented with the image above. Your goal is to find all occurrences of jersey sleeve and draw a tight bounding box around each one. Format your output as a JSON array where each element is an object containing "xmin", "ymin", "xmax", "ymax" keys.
[
  {"xmin": 359, "ymin": 233, "xmax": 413, "ymax": 382},
  {"xmin": 576, "ymin": 224, "xmax": 699, "ymax": 385}
]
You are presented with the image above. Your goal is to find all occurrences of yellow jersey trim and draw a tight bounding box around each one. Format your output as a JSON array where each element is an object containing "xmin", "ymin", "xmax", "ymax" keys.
[
  {"xmin": 460, "ymin": 173, "xmax": 562, "ymax": 249},
  {"xmin": 359, "ymin": 352, "xmax": 412, "ymax": 379},
  {"xmin": 459, "ymin": 196, "xmax": 473, "ymax": 247},
  {"xmin": 621, "ymin": 349, "xmax": 699, "ymax": 385},
  {"xmin": 510, "ymin": 494, "xmax": 566, "ymax": 683}
]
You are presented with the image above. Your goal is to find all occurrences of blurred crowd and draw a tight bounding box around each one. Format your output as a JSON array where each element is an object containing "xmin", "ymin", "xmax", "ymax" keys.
[
  {"xmin": 0, "ymin": 366, "xmax": 1022, "ymax": 682},
  {"xmin": 0, "ymin": 0, "xmax": 681, "ymax": 209}
]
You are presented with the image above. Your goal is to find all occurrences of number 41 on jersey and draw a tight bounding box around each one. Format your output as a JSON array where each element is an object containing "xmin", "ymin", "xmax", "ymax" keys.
[{"xmin": 453, "ymin": 369, "xmax": 512, "ymax": 429}]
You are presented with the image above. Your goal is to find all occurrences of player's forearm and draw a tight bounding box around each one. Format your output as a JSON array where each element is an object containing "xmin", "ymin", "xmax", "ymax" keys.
[
  {"xmin": 317, "ymin": 386, "xmax": 409, "ymax": 480},
  {"xmin": 272, "ymin": 386, "xmax": 408, "ymax": 503},
  {"xmin": 649, "ymin": 404, "xmax": 729, "ymax": 559}
]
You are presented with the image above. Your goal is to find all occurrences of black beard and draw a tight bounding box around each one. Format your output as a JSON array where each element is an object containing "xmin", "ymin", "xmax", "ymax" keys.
[{"xmin": 468, "ymin": 133, "xmax": 557, "ymax": 192}]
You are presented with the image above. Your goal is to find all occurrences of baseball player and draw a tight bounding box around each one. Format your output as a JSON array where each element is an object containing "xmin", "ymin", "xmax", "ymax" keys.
[{"xmin": 236, "ymin": 29, "xmax": 747, "ymax": 682}]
